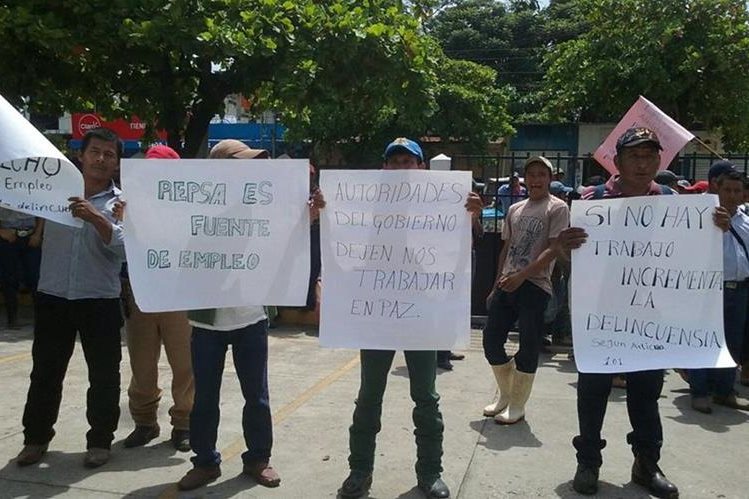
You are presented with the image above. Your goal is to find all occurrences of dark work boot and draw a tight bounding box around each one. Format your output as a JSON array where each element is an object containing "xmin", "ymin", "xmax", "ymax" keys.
[
  {"xmin": 123, "ymin": 425, "xmax": 160, "ymax": 448},
  {"xmin": 572, "ymin": 464, "xmax": 599, "ymax": 495},
  {"xmin": 631, "ymin": 456, "xmax": 679, "ymax": 498},
  {"xmin": 339, "ymin": 470, "xmax": 373, "ymax": 498},
  {"xmin": 417, "ymin": 476, "xmax": 450, "ymax": 498}
]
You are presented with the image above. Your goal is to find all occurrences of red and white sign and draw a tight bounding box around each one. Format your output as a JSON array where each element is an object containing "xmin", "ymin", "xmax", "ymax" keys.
[
  {"xmin": 71, "ymin": 113, "xmax": 166, "ymax": 141},
  {"xmin": 593, "ymin": 96, "xmax": 695, "ymax": 175}
]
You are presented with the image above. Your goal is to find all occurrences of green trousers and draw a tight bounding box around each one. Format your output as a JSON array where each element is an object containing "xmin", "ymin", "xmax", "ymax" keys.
[{"xmin": 348, "ymin": 350, "xmax": 444, "ymax": 481}]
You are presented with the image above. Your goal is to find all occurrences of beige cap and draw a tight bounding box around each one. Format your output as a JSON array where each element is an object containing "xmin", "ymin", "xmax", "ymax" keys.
[{"xmin": 209, "ymin": 139, "xmax": 269, "ymax": 160}]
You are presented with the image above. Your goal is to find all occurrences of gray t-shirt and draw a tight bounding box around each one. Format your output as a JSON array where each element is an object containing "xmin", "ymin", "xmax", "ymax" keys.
[{"xmin": 501, "ymin": 195, "xmax": 569, "ymax": 294}]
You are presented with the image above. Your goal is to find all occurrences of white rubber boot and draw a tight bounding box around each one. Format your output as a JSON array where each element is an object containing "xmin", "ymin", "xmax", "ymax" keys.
[
  {"xmin": 483, "ymin": 359, "xmax": 515, "ymax": 417},
  {"xmin": 495, "ymin": 369, "xmax": 535, "ymax": 424}
]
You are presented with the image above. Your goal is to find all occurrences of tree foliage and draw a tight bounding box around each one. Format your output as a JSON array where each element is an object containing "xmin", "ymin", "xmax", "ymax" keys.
[
  {"xmin": 431, "ymin": 58, "xmax": 515, "ymax": 148},
  {"xmin": 425, "ymin": 0, "xmax": 586, "ymax": 120},
  {"xmin": 541, "ymin": 0, "xmax": 749, "ymax": 150},
  {"xmin": 0, "ymin": 0, "xmax": 514, "ymax": 161}
]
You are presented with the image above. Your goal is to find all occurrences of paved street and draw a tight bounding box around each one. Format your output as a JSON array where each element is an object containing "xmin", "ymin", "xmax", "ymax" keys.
[{"xmin": 0, "ymin": 314, "xmax": 747, "ymax": 498}]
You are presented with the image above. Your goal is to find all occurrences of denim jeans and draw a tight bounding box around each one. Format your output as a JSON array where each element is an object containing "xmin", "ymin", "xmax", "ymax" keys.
[
  {"xmin": 189, "ymin": 320, "xmax": 271, "ymax": 467},
  {"xmin": 23, "ymin": 293, "xmax": 122, "ymax": 449},
  {"xmin": 482, "ymin": 281, "xmax": 550, "ymax": 373},
  {"xmin": 573, "ymin": 370, "xmax": 664, "ymax": 468},
  {"xmin": 689, "ymin": 284, "xmax": 748, "ymax": 397},
  {"xmin": 348, "ymin": 350, "xmax": 443, "ymax": 482},
  {"xmin": 0, "ymin": 236, "xmax": 41, "ymax": 321}
]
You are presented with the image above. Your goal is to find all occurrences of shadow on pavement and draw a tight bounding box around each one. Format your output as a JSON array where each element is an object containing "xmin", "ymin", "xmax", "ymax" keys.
[
  {"xmin": 0, "ymin": 441, "xmax": 188, "ymax": 498},
  {"xmin": 666, "ymin": 393, "xmax": 749, "ymax": 432},
  {"xmin": 554, "ymin": 479, "xmax": 652, "ymax": 498},
  {"xmin": 469, "ymin": 418, "xmax": 542, "ymax": 450}
]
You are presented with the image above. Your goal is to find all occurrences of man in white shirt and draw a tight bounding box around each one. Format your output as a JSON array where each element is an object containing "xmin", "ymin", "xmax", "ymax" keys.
[{"xmin": 688, "ymin": 165, "xmax": 749, "ymax": 413}]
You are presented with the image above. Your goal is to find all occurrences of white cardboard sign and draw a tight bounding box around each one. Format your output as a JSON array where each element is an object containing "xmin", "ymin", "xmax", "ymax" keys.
[
  {"xmin": 0, "ymin": 94, "xmax": 83, "ymax": 226},
  {"xmin": 571, "ymin": 194, "xmax": 734, "ymax": 372},
  {"xmin": 121, "ymin": 158, "xmax": 311, "ymax": 312},
  {"xmin": 319, "ymin": 169, "xmax": 472, "ymax": 350}
]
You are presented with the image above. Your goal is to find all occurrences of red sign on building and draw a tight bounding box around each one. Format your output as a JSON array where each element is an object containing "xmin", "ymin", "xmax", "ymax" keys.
[{"xmin": 71, "ymin": 113, "xmax": 167, "ymax": 141}]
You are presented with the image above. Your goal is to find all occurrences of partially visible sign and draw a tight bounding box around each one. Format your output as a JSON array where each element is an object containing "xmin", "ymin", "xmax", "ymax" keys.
[
  {"xmin": 71, "ymin": 113, "xmax": 167, "ymax": 141},
  {"xmin": 593, "ymin": 96, "xmax": 694, "ymax": 175},
  {"xmin": 0, "ymin": 94, "xmax": 83, "ymax": 226}
]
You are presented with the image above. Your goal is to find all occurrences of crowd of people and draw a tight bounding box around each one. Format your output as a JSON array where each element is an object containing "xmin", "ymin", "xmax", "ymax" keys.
[{"xmin": 4, "ymin": 126, "xmax": 749, "ymax": 499}]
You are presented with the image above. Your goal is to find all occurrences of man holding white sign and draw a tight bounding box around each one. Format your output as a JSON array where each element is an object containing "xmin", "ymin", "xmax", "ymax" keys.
[
  {"xmin": 174, "ymin": 140, "xmax": 321, "ymax": 491},
  {"xmin": 17, "ymin": 128, "xmax": 125, "ymax": 469},
  {"xmin": 328, "ymin": 138, "xmax": 482, "ymax": 499},
  {"xmin": 688, "ymin": 165, "xmax": 749, "ymax": 413},
  {"xmin": 558, "ymin": 127, "xmax": 732, "ymax": 499}
]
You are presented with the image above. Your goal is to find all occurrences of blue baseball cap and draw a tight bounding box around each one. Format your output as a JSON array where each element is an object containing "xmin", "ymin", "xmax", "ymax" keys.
[
  {"xmin": 384, "ymin": 137, "xmax": 423, "ymax": 162},
  {"xmin": 549, "ymin": 181, "xmax": 573, "ymax": 195}
]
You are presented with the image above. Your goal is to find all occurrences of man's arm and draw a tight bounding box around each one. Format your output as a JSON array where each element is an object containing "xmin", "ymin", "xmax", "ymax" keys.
[
  {"xmin": 552, "ymin": 227, "xmax": 588, "ymax": 261},
  {"xmin": 68, "ymin": 197, "xmax": 117, "ymax": 245}
]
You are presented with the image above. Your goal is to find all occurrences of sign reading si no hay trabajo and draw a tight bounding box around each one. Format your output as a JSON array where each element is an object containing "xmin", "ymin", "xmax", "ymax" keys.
[
  {"xmin": 121, "ymin": 159, "xmax": 310, "ymax": 312},
  {"xmin": 571, "ymin": 194, "xmax": 734, "ymax": 373}
]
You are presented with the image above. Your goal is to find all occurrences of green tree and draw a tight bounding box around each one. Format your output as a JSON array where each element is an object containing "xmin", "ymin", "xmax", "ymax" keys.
[
  {"xmin": 541, "ymin": 0, "xmax": 749, "ymax": 150},
  {"xmin": 425, "ymin": 0, "xmax": 585, "ymax": 120},
  {"xmin": 431, "ymin": 58, "xmax": 515, "ymax": 148},
  {"xmin": 0, "ymin": 0, "xmax": 513, "ymax": 161}
]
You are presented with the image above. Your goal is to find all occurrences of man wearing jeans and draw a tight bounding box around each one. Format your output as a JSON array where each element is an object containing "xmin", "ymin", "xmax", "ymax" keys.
[
  {"xmin": 0, "ymin": 209, "xmax": 43, "ymax": 328},
  {"xmin": 337, "ymin": 138, "xmax": 482, "ymax": 499},
  {"xmin": 16, "ymin": 127, "xmax": 125, "ymax": 469},
  {"xmin": 482, "ymin": 156, "xmax": 569, "ymax": 425},
  {"xmin": 557, "ymin": 128, "xmax": 732, "ymax": 499},
  {"xmin": 688, "ymin": 165, "xmax": 749, "ymax": 413}
]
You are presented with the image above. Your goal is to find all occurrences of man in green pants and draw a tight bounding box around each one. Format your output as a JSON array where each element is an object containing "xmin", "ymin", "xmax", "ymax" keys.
[{"xmin": 337, "ymin": 138, "xmax": 482, "ymax": 499}]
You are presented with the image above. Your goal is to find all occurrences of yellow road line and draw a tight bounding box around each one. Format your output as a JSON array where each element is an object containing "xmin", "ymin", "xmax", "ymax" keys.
[
  {"xmin": 157, "ymin": 354, "xmax": 360, "ymax": 499},
  {"xmin": 0, "ymin": 352, "xmax": 31, "ymax": 365},
  {"xmin": 220, "ymin": 354, "xmax": 360, "ymax": 461}
]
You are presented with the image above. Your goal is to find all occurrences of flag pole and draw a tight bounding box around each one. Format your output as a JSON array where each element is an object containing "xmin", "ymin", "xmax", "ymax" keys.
[{"xmin": 691, "ymin": 136, "xmax": 726, "ymax": 161}]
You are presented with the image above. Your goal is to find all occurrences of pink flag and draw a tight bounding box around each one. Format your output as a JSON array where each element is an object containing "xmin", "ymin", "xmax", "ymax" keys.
[{"xmin": 593, "ymin": 96, "xmax": 694, "ymax": 174}]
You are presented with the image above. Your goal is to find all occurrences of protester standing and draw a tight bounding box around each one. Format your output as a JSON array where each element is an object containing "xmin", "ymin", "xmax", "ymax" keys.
[
  {"xmin": 482, "ymin": 156, "xmax": 569, "ymax": 425},
  {"xmin": 16, "ymin": 127, "xmax": 126, "ymax": 468},
  {"xmin": 122, "ymin": 145, "xmax": 194, "ymax": 451},
  {"xmin": 556, "ymin": 128, "xmax": 732, "ymax": 498},
  {"xmin": 336, "ymin": 138, "xmax": 482, "ymax": 499},
  {"xmin": 0, "ymin": 209, "xmax": 43, "ymax": 328}
]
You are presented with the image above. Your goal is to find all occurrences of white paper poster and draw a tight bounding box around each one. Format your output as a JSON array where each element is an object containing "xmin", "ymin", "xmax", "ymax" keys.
[
  {"xmin": 571, "ymin": 194, "xmax": 734, "ymax": 373},
  {"xmin": 0, "ymin": 94, "xmax": 83, "ymax": 226},
  {"xmin": 121, "ymin": 159, "xmax": 311, "ymax": 312},
  {"xmin": 319, "ymin": 169, "xmax": 472, "ymax": 350}
]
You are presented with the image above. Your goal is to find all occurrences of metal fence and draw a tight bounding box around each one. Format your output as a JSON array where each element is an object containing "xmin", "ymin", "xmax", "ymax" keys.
[{"xmin": 454, "ymin": 151, "xmax": 749, "ymax": 317}]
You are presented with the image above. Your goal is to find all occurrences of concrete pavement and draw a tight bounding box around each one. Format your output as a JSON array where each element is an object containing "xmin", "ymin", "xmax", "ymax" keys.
[{"xmin": 0, "ymin": 315, "xmax": 747, "ymax": 498}]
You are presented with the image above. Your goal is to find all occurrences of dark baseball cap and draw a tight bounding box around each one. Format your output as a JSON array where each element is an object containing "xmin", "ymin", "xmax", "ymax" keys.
[
  {"xmin": 616, "ymin": 127, "xmax": 663, "ymax": 152},
  {"xmin": 654, "ymin": 170, "xmax": 679, "ymax": 185},
  {"xmin": 707, "ymin": 160, "xmax": 736, "ymax": 181}
]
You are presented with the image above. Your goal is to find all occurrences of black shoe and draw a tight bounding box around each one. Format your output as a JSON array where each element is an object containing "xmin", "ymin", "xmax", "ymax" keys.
[
  {"xmin": 171, "ymin": 429, "xmax": 190, "ymax": 452},
  {"xmin": 437, "ymin": 360, "xmax": 453, "ymax": 371},
  {"xmin": 123, "ymin": 425, "xmax": 160, "ymax": 448},
  {"xmin": 448, "ymin": 353, "xmax": 465, "ymax": 361},
  {"xmin": 632, "ymin": 457, "xmax": 679, "ymax": 499},
  {"xmin": 339, "ymin": 470, "xmax": 373, "ymax": 498},
  {"xmin": 572, "ymin": 464, "xmax": 599, "ymax": 495},
  {"xmin": 417, "ymin": 477, "xmax": 450, "ymax": 498}
]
